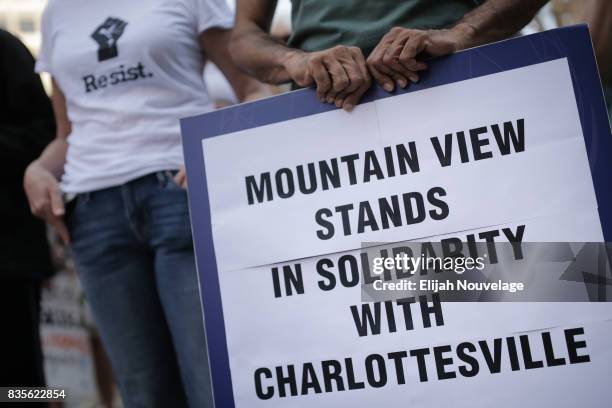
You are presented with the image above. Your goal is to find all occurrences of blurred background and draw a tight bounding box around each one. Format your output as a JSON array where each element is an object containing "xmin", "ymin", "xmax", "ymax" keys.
[
  {"xmin": 0, "ymin": 0, "xmax": 595, "ymax": 61},
  {"xmin": 0, "ymin": 0, "xmax": 599, "ymax": 95},
  {"xmin": 0, "ymin": 0, "xmax": 292, "ymax": 99}
]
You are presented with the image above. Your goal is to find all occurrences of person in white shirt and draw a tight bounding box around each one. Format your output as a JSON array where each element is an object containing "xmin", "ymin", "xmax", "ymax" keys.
[{"xmin": 23, "ymin": 0, "xmax": 269, "ymax": 406}]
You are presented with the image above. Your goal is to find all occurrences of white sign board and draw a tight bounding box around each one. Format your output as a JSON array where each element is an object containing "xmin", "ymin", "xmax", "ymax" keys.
[{"xmin": 181, "ymin": 26, "xmax": 612, "ymax": 408}]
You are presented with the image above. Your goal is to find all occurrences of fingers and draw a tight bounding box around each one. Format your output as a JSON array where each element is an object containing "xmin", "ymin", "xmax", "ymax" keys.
[
  {"xmin": 367, "ymin": 37, "xmax": 396, "ymax": 92},
  {"xmin": 49, "ymin": 217, "xmax": 70, "ymax": 245},
  {"xmin": 322, "ymin": 57, "xmax": 349, "ymax": 104},
  {"xmin": 309, "ymin": 56, "xmax": 332, "ymax": 101},
  {"xmin": 368, "ymin": 28, "xmax": 431, "ymax": 91},
  {"xmin": 332, "ymin": 60, "xmax": 359, "ymax": 107},
  {"xmin": 31, "ymin": 188, "xmax": 69, "ymax": 244},
  {"xmin": 368, "ymin": 28, "xmax": 409, "ymax": 89},
  {"xmin": 371, "ymin": 59, "xmax": 410, "ymax": 90},
  {"xmin": 382, "ymin": 31, "xmax": 412, "ymax": 86},
  {"xmin": 368, "ymin": 63, "xmax": 395, "ymax": 92},
  {"xmin": 398, "ymin": 34, "xmax": 428, "ymax": 74},
  {"xmin": 174, "ymin": 168, "xmax": 185, "ymax": 185},
  {"xmin": 29, "ymin": 188, "xmax": 55, "ymax": 220},
  {"xmin": 337, "ymin": 49, "xmax": 371, "ymax": 111},
  {"xmin": 305, "ymin": 46, "xmax": 371, "ymax": 110},
  {"xmin": 49, "ymin": 184, "xmax": 65, "ymax": 217},
  {"xmin": 23, "ymin": 163, "xmax": 70, "ymax": 244},
  {"xmin": 174, "ymin": 168, "xmax": 188, "ymax": 189}
]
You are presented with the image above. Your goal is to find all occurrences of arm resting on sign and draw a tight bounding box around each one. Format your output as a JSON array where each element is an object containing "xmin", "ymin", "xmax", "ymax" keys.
[
  {"xmin": 229, "ymin": 0, "xmax": 371, "ymax": 112},
  {"xmin": 23, "ymin": 78, "xmax": 71, "ymax": 244},
  {"xmin": 367, "ymin": 0, "xmax": 550, "ymax": 92}
]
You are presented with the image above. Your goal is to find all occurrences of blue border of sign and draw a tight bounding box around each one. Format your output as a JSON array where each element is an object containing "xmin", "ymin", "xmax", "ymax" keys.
[{"xmin": 180, "ymin": 25, "xmax": 611, "ymax": 407}]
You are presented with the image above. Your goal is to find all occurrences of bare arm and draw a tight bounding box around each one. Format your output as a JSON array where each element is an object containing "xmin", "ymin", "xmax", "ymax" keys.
[
  {"xmin": 584, "ymin": 0, "xmax": 612, "ymax": 85},
  {"xmin": 200, "ymin": 27, "xmax": 272, "ymax": 102},
  {"xmin": 454, "ymin": 0, "xmax": 550, "ymax": 49},
  {"xmin": 37, "ymin": 79, "xmax": 71, "ymax": 177},
  {"xmin": 24, "ymin": 79, "xmax": 71, "ymax": 243},
  {"xmin": 229, "ymin": 0, "xmax": 291, "ymax": 84},
  {"xmin": 367, "ymin": 0, "xmax": 549, "ymax": 91},
  {"xmin": 169, "ymin": 27, "xmax": 274, "ymax": 189},
  {"xmin": 230, "ymin": 0, "xmax": 370, "ymax": 111}
]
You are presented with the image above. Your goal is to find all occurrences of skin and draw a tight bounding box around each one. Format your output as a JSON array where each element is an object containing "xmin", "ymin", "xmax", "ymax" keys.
[
  {"xmin": 24, "ymin": 28, "xmax": 269, "ymax": 243},
  {"xmin": 230, "ymin": 0, "xmax": 549, "ymax": 111}
]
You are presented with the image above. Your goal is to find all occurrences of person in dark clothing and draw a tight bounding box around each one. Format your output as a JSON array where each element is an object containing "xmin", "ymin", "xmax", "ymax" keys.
[{"xmin": 0, "ymin": 29, "xmax": 55, "ymax": 390}]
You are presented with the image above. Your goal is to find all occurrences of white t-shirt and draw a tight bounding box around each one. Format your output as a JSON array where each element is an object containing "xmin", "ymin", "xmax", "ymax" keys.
[{"xmin": 36, "ymin": 0, "xmax": 234, "ymax": 193}]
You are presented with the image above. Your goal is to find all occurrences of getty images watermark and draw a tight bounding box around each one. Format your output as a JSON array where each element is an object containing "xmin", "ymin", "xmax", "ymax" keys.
[
  {"xmin": 361, "ymin": 241, "xmax": 612, "ymax": 302},
  {"xmin": 371, "ymin": 250, "xmax": 524, "ymax": 294}
]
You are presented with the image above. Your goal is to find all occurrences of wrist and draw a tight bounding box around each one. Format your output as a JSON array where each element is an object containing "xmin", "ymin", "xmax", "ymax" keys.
[
  {"xmin": 26, "ymin": 159, "xmax": 43, "ymax": 175},
  {"xmin": 450, "ymin": 22, "xmax": 478, "ymax": 51},
  {"xmin": 281, "ymin": 49, "xmax": 307, "ymax": 72},
  {"xmin": 33, "ymin": 156, "xmax": 62, "ymax": 180}
]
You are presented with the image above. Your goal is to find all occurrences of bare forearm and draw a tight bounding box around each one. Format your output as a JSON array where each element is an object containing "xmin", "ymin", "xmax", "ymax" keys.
[
  {"xmin": 35, "ymin": 79, "xmax": 71, "ymax": 178},
  {"xmin": 200, "ymin": 28, "xmax": 271, "ymax": 100},
  {"xmin": 452, "ymin": 0, "xmax": 549, "ymax": 49},
  {"xmin": 230, "ymin": 24, "xmax": 297, "ymax": 84},
  {"xmin": 36, "ymin": 137, "xmax": 67, "ymax": 179}
]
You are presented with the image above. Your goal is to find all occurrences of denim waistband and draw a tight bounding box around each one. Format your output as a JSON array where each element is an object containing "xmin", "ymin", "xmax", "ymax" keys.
[{"xmin": 68, "ymin": 170, "xmax": 179, "ymax": 203}]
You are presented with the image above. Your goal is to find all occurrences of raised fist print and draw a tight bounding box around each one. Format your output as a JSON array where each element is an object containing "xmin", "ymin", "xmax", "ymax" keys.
[{"xmin": 91, "ymin": 17, "xmax": 128, "ymax": 61}]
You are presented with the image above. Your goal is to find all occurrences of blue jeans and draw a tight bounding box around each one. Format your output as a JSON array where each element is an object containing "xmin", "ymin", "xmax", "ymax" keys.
[{"xmin": 66, "ymin": 171, "xmax": 212, "ymax": 408}]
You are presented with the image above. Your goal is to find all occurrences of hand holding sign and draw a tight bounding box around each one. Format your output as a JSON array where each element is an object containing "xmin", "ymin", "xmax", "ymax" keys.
[
  {"xmin": 367, "ymin": 25, "xmax": 474, "ymax": 92},
  {"xmin": 283, "ymin": 46, "xmax": 371, "ymax": 112}
]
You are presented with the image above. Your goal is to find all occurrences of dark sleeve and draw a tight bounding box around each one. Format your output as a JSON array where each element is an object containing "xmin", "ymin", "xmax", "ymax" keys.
[{"xmin": 0, "ymin": 30, "xmax": 55, "ymax": 171}]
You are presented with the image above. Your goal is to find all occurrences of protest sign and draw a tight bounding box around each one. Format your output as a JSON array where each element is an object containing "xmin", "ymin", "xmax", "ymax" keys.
[{"xmin": 181, "ymin": 25, "xmax": 612, "ymax": 407}]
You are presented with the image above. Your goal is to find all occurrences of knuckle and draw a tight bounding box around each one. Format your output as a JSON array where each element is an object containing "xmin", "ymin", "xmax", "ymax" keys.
[
  {"xmin": 32, "ymin": 203, "xmax": 44, "ymax": 214},
  {"xmin": 398, "ymin": 55, "xmax": 410, "ymax": 64},
  {"xmin": 317, "ymin": 82, "xmax": 331, "ymax": 93},
  {"xmin": 404, "ymin": 45, "xmax": 417, "ymax": 55},
  {"xmin": 353, "ymin": 75, "xmax": 364, "ymax": 86},
  {"xmin": 309, "ymin": 54, "xmax": 322, "ymax": 65},
  {"xmin": 372, "ymin": 57, "xmax": 384, "ymax": 68},
  {"xmin": 345, "ymin": 83, "xmax": 358, "ymax": 93}
]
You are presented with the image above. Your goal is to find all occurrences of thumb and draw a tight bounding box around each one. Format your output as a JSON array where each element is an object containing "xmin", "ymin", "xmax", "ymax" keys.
[
  {"xmin": 173, "ymin": 168, "xmax": 185, "ymax": 185},
  {"xmin": 49, "ymin": 184, "xmax": 65, "ymax": 217}
]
